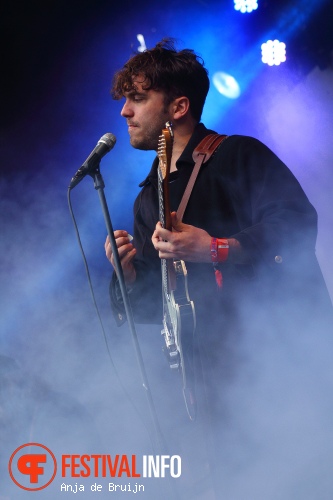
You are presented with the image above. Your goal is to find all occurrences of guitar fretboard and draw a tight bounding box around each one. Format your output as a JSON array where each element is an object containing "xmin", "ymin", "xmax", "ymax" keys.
[{"xmin": 157, "ymin": 166, "xmax": 169, "ymax": 295}]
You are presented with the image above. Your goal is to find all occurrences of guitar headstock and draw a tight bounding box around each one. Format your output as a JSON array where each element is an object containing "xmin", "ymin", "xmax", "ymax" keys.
[{"xmin": 158, "ymin": 121, "xmax": 173, "ymax": 180}]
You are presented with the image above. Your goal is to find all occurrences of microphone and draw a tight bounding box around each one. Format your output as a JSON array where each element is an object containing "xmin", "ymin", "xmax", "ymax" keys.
[{"xmin": 69, "ymin": 133, "xmax": 116, "ymax": 189}]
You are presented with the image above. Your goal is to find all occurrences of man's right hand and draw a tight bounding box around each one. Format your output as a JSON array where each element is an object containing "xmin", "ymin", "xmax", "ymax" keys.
[{"xmin": 105, "ymin": 231, "xmax": 136, "ymax": 285}]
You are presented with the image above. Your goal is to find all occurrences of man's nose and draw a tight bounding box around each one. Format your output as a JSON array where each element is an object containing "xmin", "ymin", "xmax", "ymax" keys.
[{"xmin": 120, "ymin": 100, "xmax": 133, "ymax": 117}]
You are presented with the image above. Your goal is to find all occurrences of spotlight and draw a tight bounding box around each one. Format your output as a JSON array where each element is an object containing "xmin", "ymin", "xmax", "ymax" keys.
[
  {"xmin": 137, "ymin": 34, "xmax": 146, "ymax": 53},
  {"xmin": 261, "ymin": 40, "xmax": 286, "ymax": 66},
  {"xmin": 234, "ymin": 0, "xmax": 258, "ymax": 14},
  {"xmin": 212, "ymin": 72, "xmax": 241, "ymax": 99}
]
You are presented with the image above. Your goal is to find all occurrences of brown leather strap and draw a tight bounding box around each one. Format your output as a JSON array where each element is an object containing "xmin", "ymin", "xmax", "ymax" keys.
[{"xmin": 177, "ymin": 134, "xmax": 227, "ymax": 222}]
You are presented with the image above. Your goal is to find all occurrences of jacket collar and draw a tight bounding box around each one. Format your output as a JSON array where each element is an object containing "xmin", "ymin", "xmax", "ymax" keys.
[{"xmin": 139, "ymin": 123, "xmax": 216, "ymax": 187}]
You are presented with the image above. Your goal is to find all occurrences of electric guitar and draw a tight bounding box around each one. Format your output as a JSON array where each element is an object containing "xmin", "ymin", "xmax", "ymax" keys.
[{"xmin": 157, "ymin": 122, "xmax": 197, "ymax": 420}]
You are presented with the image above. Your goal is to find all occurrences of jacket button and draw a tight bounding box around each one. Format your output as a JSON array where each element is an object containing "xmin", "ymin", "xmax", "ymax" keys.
[
  {"xmin": 275, "ymin": 255, "xmax": 283, "ymax": 264},
  {"xmin": 118, "ymin": 314, "xmax": 123, "ymax": 321}
]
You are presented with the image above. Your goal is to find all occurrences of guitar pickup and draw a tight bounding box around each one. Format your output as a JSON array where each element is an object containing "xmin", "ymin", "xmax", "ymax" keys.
[
  {"xmin": 161, "ymin": 328, "xmax": 180, "ymax": 369},
  {"xmin": 162, "ymin": 345, "xmax": 180, "ymax": 370}
]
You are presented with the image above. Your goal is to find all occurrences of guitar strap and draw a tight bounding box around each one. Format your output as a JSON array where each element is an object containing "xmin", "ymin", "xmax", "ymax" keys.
[{"xmin": 177, "ymin": 134, "xmax": 228, "ymax": 222}]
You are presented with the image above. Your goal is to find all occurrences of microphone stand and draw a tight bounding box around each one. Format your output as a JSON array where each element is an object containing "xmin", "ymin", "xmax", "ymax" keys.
[{"xmin": 91, "ymin": 167, "xmax": 167, "ymax": 454}]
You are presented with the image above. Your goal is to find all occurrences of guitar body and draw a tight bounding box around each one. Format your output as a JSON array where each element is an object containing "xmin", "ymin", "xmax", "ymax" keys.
[
  {"xmin": 158, "ymin": 123, "xmax": 197, "ymax": 420},
  {"xmin": 162, "ymin": 260, "xmax": 196, "ymax": 419}
]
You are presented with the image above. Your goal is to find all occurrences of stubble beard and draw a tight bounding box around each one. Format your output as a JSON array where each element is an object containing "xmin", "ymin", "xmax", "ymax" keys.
[{"xmin": 129, "ymin": 110, "xmax": 170, "ymax": 151}]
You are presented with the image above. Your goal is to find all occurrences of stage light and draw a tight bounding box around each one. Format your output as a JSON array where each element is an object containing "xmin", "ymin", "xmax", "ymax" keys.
[
  {"xmin": 212, "ymin": 72, "xmax": 241, "ymax": 99},
  {"xmin": 261, "ymin": 40, "xmax": 286, "ymax": 66},
  {"xmin": 234, "ymin": 0, "xmax": 258, "ymax": 14},
  {"xmin": 137, "ymin": 34, "xmax": 146, "ymax": 52}
]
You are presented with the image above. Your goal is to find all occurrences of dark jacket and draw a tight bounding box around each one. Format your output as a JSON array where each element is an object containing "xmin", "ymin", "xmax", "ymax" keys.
[{"xmin": 110, "ymin": 124, "xmax": 332, "ymax": 339}]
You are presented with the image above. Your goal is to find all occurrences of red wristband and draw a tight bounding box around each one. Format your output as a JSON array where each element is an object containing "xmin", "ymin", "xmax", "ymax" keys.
[{"xmin": 211, "ymin": 237, "xmax": 229, "ymax": 263}]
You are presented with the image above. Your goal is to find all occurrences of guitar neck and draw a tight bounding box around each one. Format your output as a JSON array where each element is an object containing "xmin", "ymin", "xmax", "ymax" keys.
[
  {"xmin": 157, "ymin": 139, "xmax": 176, "ymax": 291},
  {"xmin": 158, "ymin": 122, "xmax": 173, "ymax": 232},
  {"xmin": 162, "ymin": 176, "xmax": 172, "ymax": 231}
]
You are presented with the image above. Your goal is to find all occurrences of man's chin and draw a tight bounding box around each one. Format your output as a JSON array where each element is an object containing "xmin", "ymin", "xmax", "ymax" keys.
[{"xmin": 129, "ymin": 138, "xmax": 156, "ymax": 151}]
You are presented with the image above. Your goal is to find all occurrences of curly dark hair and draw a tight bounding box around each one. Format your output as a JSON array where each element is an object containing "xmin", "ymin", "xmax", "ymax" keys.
[{"xmin": 111, "ymin": 39, "xmax": 210, "ymax": 122}]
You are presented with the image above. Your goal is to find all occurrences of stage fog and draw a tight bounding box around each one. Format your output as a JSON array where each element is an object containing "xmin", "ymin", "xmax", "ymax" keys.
[{"xmin": 1, "ymin": 1, "xmax": 333, "ymax": 498}]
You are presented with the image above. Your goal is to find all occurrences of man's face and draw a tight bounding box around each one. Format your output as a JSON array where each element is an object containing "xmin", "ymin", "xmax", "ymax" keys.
[{"xmin": 120, "ymin": 80, "xmax": 171, "ymax": 151}]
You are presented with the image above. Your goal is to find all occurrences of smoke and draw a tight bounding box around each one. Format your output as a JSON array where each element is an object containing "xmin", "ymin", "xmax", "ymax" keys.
[
  {"xmin": 202, "ymin": 66, "xmax": 333, "ymax": 500},
  {"xmin": 257, "ymin": 65, "xmax": 333, "ymax": 302},
  {"xmin": 1, "ymin": 15, "xmax": 333, "ymax": 497}
]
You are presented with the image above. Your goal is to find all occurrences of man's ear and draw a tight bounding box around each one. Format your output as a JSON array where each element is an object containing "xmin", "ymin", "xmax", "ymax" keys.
[{"xmin": 171, "ymin": 96, "xmax": 190, "ymax": 120}]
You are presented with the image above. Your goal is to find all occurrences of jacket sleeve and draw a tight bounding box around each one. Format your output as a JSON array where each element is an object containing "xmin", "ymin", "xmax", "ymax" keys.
[
  {"xmin": 109, "ymin": 185, "xmax": 163, "ymax": 326},
  {"xmin": 220, "ymin": 136, "xmax": 318, "ymax": 271}
]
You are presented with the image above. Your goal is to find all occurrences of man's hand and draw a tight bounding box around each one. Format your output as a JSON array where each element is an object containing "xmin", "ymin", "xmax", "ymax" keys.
[
  {"xmin": 105, "ymin": 231, "xmax": 136, "ymax": 284},
  {"xmin": 152, "ymin": 212, "xmax": 212, "ymax": 263}
]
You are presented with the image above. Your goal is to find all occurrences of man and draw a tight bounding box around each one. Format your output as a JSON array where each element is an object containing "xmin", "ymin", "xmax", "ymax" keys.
[
  {"xmin": 104, "ymin": 39, "xmax": 332, "ymax": 498},
  {"xmin": 105, "ymin": 37, "xmax": 331, "ymax": 333}
]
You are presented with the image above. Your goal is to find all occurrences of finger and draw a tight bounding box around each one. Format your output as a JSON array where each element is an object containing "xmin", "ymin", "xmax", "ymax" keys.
[
  {"xmin": 115, "ymin": 236, "xmax": 133, "ymax": 248},
  {"xmin": 114, "ymin": 229, "xmax": 130, "ymax": 239},
  {"xmin": 152, "ymin": 229, "xmax": 163, "ymax": 246},
  {"xmin": 170, "ymin": 211, "xmax": 178, "ymax": 223},
  {"xmin": 122, "ymin": 247, "xmax": 136, "ymax": 264},
  {"xmin": 155, "ymin": 221, "xmax": 169, "ymax": 236},
  {"xmin": 158, "ymin": 249, "xmax": 177, "ymax": 259},
  {"xmin": 155, "ymin": 239, "xmax": 174, "ymax": 254},
  {"xmin": 171, "ymin": 211, "xmax": 179, "ymax": 230},
  {"xmin": 171, "ymin": 211, "xmax": 187, "ymax": 233},
  {"xmin": 152, "ymin": 234, "xmax": 167, "ymax": 250},
  {"xmin": 111, "ymin": 247, "xmax": 136, "ymax": 268},
  {"xmin": 152, "ymin": 233, "xmax": 158, "ymax": 249},
  {"xmin": 106, "ymin": 238, "xmax": 132, "ymax": 262},
  {"xmin": 155, "ymin": 226, "xmax": 173, "ymax": 242},
  {"xmin": 105, "ymin": 231, "xmax": 130, "ymax": 252},
  {"xmin": 112, "ymin": 242, "xmax": 134, "ymax": 261}
]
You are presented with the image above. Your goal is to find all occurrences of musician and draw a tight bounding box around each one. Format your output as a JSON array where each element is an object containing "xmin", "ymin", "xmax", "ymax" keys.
[
  {"xmin": 104, "ymin": 39, "xmax": 332, "ymax": 497},
  {"xmin": 105, "ymin": 37, "xmax": 331, "ymax": 331}
]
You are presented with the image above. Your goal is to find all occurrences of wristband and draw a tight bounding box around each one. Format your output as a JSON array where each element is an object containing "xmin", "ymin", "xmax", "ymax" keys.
[{"xmin": 210, "ymin": 238, "xmax": 229, "ymax": 263}]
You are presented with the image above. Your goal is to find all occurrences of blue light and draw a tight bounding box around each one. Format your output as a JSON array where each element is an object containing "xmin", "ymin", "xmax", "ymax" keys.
[
  {"xmin": 234, "ymin": 0, "xmax": 258, "ymax": 14},
  {"xmin": 137, "ymin": 34, "xmax": 146, "ymax": 53},
  {"xmin": 212, "ymin": 72, "xmax": 241, "ymax": 99}
]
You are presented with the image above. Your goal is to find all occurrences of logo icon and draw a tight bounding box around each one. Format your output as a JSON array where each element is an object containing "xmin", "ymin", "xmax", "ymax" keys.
[{"xmin": 9, "ymin": 443, "xmax": 57, "ymax": 491}]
